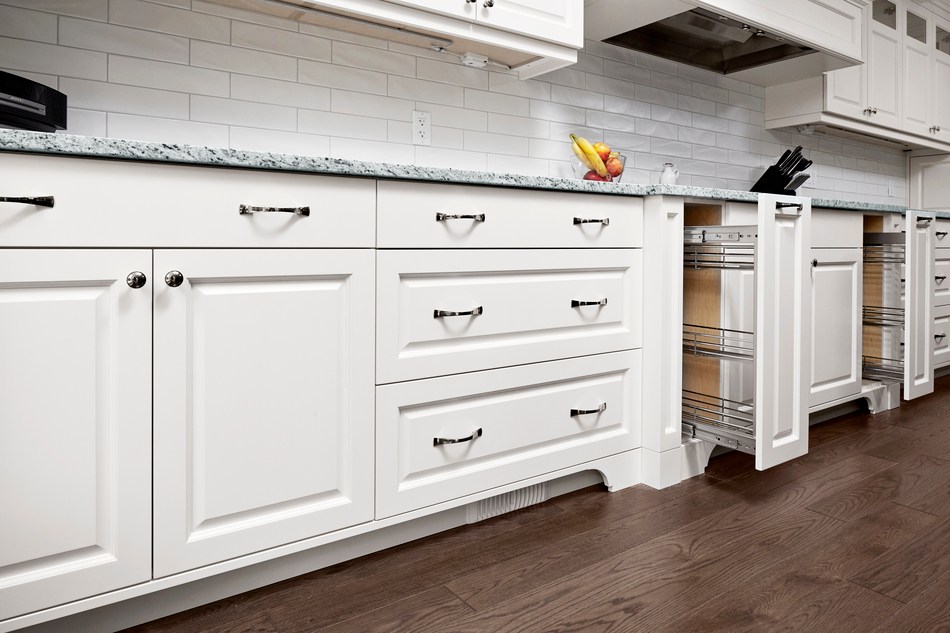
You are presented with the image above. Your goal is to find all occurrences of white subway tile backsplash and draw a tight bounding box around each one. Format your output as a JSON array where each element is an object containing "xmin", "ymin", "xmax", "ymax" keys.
[
  {"xmin": 109, "ymin": 56, "xmax": 229, "ymax": 97},
  {"xmin": 110, "ymin": 0, "xmax": 230, "ymax": 43},
  {"xmin": 464, "ymin": 130, "xmax": 529, "ymax": 156},
  {"xmin": 230, "ymin": 127, "xmax": 330, "ymax": 157},
  {"xmin": 232, "ymin": 21, "xmax": 331, "ymax": 62},
  {"xmin": 389, "ymin": 76, "xmax": 464, "ymax": 107},
  {"xmin": 528, "ymin": 138, "xmax": 574, "ymax": 161},
  {"xmin": 691, "ymin": 82, "xmax": 729, "ymax": 104},
  {"xmin": 108, "ymin": 112, "xmax": 228, "ymax": 146},
  {"xmin": 303, "ymin": 24, "xmax": 388, "ymax": 50},
  {"xmin": 603, "ymin": 131, "xmax": 651, "ymax": 153},
  {"xmin": 651, "ymin": 72, "xmax": 692, "ymax": 95},
  {"xmin": 549, "ymin": 122, "xmax": 602, "ymax": 143},
  {"xmin": 465, "ymin": 89, "xmax": 530, "ymax": 116},
  {"xmin": 231, "ymin": 75, "xmax": 330, "ymax": 110},
  {"xmin": 0, "ymin": 36, "xmax": 107, "ymax": 79},
  {"xmin": 430, "ymin": 126, "xmax": 464, "ymax": 150},
  {"xmin": 650, "ymin": 105, "xmax": 691, "ymax": 126},
  {"xmin": 488, "ymin": 153, "xmax": 550, "ymax": 177},
  {"xmin": 192, "ymin": 40, "xmax": 297, "ymax": 81},
  {"xmin": 635, "ymin": 119, "xmax": 677, "ymax": 140},
  {"xmin": 602, "ymin": 59, "xmax": 651, "ymax": 84},
  {"xmin": 636, "ymin": 52, "xmax": 680, "ymax": 76},
  {"xmin": 716, "ymin": 103, "xmax": 753, "ymax": 124},
  {"xmin": 330, "ymin": 137, "xmax": 413, "ymax": 164},
  {"xmin": 678, "ymin": 127, "xmax": 717, "ymax": 147},
  {"xmin": 650, "ymin": 139, "xmax": 692, "ymax": 159},
  {"xmin": 417, "ymin": 102, "xmax": 487, "ymax": 132},
  {"xmin": 572, "ymin": 52, "xmax": 604, "ymax": 75},
  {"xmin": 634, "ymin": 84, "xmax": 677, "ymax": 108},
  {"xmin": 61, "ymin": 77, "xmax": 189, "ymax": 118},
  {"xmin": 0, "ymin": 0, "xmax": 106, "ymax": 21},
  {"xmin": 715, "ymin": 133, "xmax": 750, "ymax": 151},
  {"xmin": 0, "ymin": 5, "xmax": 57, "ymax": 43},
  {"xmin": 529, "ymin": 100, "xmax": 585, "ymax": 125},
  {"xmin": 586, "ymin": 110, "xmax": 639, "ymax": 133},
  {"xmin": 414, "ymin": 146, "xmax": 486, "ymax": 172},
  {"xmin": 541, "ymin": 67, "xmax": 586, "ymax": 90},
  {"xmin": 333, "ymin": 41, "xmax": 415, "ymax": 76},
  {"xmin": 191, "ymin": 0, "xmax": 298, "ymax": 31},
  {"xmin": 603, "ymin": 95, "xmax": 650, "ymax": 118},
  {"xmin": 489, "ymin": 72, "xmax": 549, "ymax": 100},
  {"xmin": 551, "ymin": 84, "xmax": 602, "ymax": 110},
  {"xmin": 678, "ymin": 94, "xmax": 717, "ymax": 116},
  {"xmin": 387, "ymin": 120, "xmax": 410, "ymax": 144},
  {"xmin": 59, "ymin": 17, "xmax": 189, "ymax": 63},
  {"xmin": 585, "ymin": 74, "xmax": 637, "ymax": 100},
  {"xmin": 191, "ymin": 95, "xmax": 296, "ymax": 130},
  {"xmin": 414, "ymin": 58, "xmax": 486, "ymax": 89},
  {"xmin": 331, "ymin": 89, "xmax": 414, "ymax": 121},
  {"xmin": 728, "ymin": 91, "xmax": 763, "ymax": 111},
  {"xmin": 298, "ymin": 109, "xmax": 387, "ymax": 141},
  {"xmin": 299, "ymin": 59, "xmax": 387, "ymax": 94},
  {"xmin": 487, "ymin": 113, "xmax": 550, "ymax": 139},
  {"xmin": 65, "ymin": 108, "xmax": 106, "ymax": 136}
]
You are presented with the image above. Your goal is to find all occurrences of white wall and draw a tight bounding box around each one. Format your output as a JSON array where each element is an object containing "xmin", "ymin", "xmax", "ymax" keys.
[{"xmin": 0, "ymin": 0, "xmax": 906, "ymax": 204}]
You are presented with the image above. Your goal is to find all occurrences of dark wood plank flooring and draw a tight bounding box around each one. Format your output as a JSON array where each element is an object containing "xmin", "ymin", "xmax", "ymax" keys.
[{"xmin": 124, "ymin": 376, "xmax": 950, "ymax": 633}]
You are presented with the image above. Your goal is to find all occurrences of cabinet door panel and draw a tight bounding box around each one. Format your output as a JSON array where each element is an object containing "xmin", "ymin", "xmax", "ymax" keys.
[
  {"xmin": 153, "ymin": 249, "xmax": 374, "ymax": 577},
  {"xmin": 903, "ymin": 8, "xmax": 932, "ymax": 136},
  {"xmin": 809, "ymin": 249, "xmax": 863, "ymax": 407},
  {"xmin": 903, "ymin": 212, "xmax": 935, "ymax": 400},
  {"xmin": 826, "ymin": 63, "xmax": 867, "ymax": 119},
  {"xmin": 0, "ymin": 250, "xmax": 151, "ymax": 620},
  {"xmin": 868, "ymin": 11, "xmax": 902, "ymax": 128}
]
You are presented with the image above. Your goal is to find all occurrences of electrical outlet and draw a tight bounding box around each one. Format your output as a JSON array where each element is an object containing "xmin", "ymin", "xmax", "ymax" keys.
[{"xmin": 412, "ymin": 110, "xmax": 431, "ymax": 146}]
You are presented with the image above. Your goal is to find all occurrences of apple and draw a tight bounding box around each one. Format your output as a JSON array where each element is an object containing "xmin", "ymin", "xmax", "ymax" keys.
[
  {"xmin": 593, "ymin": 142, "xmax": 611, "ymax": 162},
  {"xmin": 605, "ymin": 157, "xmax": 624, "ymax": 177},
  {"xmin": 583, "ymin": 170, "xmax": 612, "ymax": 182}
]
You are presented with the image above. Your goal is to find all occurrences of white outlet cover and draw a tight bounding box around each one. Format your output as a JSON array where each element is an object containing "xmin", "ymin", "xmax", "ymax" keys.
[{"xmin": 412, "ymin": 110, "xmax": 431, "ymax": 146}]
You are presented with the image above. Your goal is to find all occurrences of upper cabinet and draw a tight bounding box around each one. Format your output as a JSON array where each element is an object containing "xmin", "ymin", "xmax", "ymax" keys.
[
  {"xmin": 203, "ymin": 0, "xmax": 582, "ymax": 79},
  {"xmin": 766, "ymin": 0, "xmax": 950, "ymax": 150}
]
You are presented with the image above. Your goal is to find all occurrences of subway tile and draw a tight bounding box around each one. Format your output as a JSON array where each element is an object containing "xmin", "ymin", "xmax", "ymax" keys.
[
  {"xmin": 232, "ymin": 21, "xmax": 331, "ymax": 62},
  {"xmin": 728, "ymin": 120, "xmax": 760, "ymax": 139},
  {"xmin": 1, "ymin": 68, "xmax": 57, "ymax": 89},
  {"xmin": 302, "ymin": 23, "xmax": 389, "ymax": 49},
  {"xmin": 651, "ymin": 72, "xmax": 692, "ymax": 95},
  {"xmin": 573, "ymin": 52, "xmax": 604, "ymax": 75},
  {"xmin": 232, "ymin": 75, "xmax": 330, "ymax": 110},
  {"xmin": 583, "ymin": 40, "xmax": 638, "ymax": 64},
  {"xmin": 463, "ymin": 130, "xmax": 529, "ymax": 156},
  {"xmin": 230, "ymin": 126, "xmax": 330, "ymax": 157},
  {"xmin": 108, "ymin": 112, "xmax": 229, "ymax": 146},
  {"xmin": 551, "ymin": 84, "xmax": 603, "ymax": 110},
  {"xmin": 416, "ymin": 102, "xmax": 487, "ymax": 131},
  {"xmin": 634, "ymin": 84, "xmax": 677, "ymax": 108},
  {"xmin": 528, "ymin": 138, "xmax": 573, "ymax": 161},
  {"xmin": 465, "ymin": 89, "xmax": 530, "ymax": 116},
  {"xmin": 299, "ymin": 59, "xmax": 387, "ymax": 94},
  {"xmin": 717, "ymin": 163, "xmax": 752, "ymax": 180},
  {"xmin": 61, "ymin": 77, "xmax": 189, "ymax": 118},
  {"xmin": 0, "ymin": 0, "xmax": 106, "ymax": 21},
  {"xmin": 650, "ymin": 105, "xmax": 691, "ymax": 126},
  {"xmin": 549, "ymin": 160, "xmax": 574, "ymax": 179},
  {"xmin": 690, "ymin": 113, "xmax": 729, "ymax": 133},
  {"xmin": 389, "ymin": 76, "xmax": 463, "ymax": 107},
  {"xmin": 717, "ymin": 103, "xmax": 753, "ymax": 123},
  {"xmin": 549, "ymin": 122, "xmax": 602, "ymax": 143},
  {"xmin": 727, "ymin": 150, "xmax": 769, "ymax": 168},
  {"xmin": 729, "ymin": 90, "xmax": 763, "ymax": 112},
  {"xmin": 191, "ymin": 0, "xmax": 299, "ymax": 31},
  {"xmin": 676, "ymin": 158, "xmax": 718, "ymax": 177},
  {"xmin": 489, "ymin": 72, "xmax": 549, "ymax": 100},
  {"xmin": 487, "ymin": 113, "xmax": 550, "ymax": 139},
  {"xmin": 387, "ymin": 120, "xmax": 411, "ymax": 144},
  {"xmin": 488, "ymin": 153, "xmax": 550, "ymax": 177},
  {"xmin": 603, "ymin": 95, "xmax": 650, "ymax": 118},
  {"xmin": 329, "ymin": 137, "xmax": 413, "ymax": 164},
  {"xmin": 59, "ymin": 17, "xmax": 189, "ymax": 63},
  {"xmin": 692, "ymin": 82, "xmax": 729, "ymax": 103},
  {"xmin": 716, "ymin": 133, "xmax": 750, "ymax": 151},
  {"xmin": 650, "ymin": 139, "xmax": 692, "ymax": 159},
  {"xmin": 64, "ymin": 108, "xmax": 106, "ymax": 136},
  {"xmin": 298, "ymin": 109, "xmax": 387, "ymax": 141},
  {"xmin": 109, "ymin": 56, "xmax": 229, "ymax": 97},
  {"xmin": 542, "ymin": 67, "xmax": 586, "ymax": 89},
  {"xmin": 677, "ymin": 63, "xmax": 719, "ymax": 86},
  {"xmin": 818, "ymin": 138, "xmax": 845, "ymax": 154},
  {"xmin": 585, "ymin": 74, "xmax": 637, "ymax": 100},
  {"xmin": 635, "ymin": 119, "xmax": 678, "ymax": 140},
  {"xmin": 602, "ymin": 59, "xmax": 651, "ymax": 84},
  {"xmin": 387, "ymin": 41, "xmax": 451, "ymax": 61},
  {"xmin": 679, "ymin": 127, "xmax": 718, "ymax": 147},
  {"xmin": 331, "ymin": 89, "xmax": 415, "ymax": 121},
  {"xmin": 333, "ymin": 41, "xmax": 415, "ymax": 76},
  {"xmin": 146, "ymin": 0, "xmax": 191, "ymax": 8},
  {"xmin": 414, "ymin": 58, "xmax": 485, "ymax": 89},
  {"xmin": 430, "ymin": 125, "xmax": 464, "ymax": 149},
  {"xmin": 603, "ymin": 131, "xmax": 651, "ymax": 153},
  {"xmin": 193, "ymin": 40, "xmax": 297, "ymax": 81},
  {"xmin": 414, "ymin": 146, "xmax": 486, "ymax": 172},
  {"xmin": 191, "ymin": 95, "xmax": 296, "ymax": 130},
  {"xmin": 0, "ymin": 4, "xmax": 57, "ymax": 43},
  {"xmin": 586, "ymin": 110, "xmax": 639, "ymax": 133},
  {"xmin": 530, "ymin": 100, "xmax": 586, "ymax": 125},
  {"xmin": 110, "ymin": 0, "xmax": 229, "ymax": 43},
  {"xmin": 718, "ymin": 75, "xmax": 752, "ymax": 94},
  {"xmin": 691, "ymin": 176, "xmax": 732, "ymax": 189},
  {"xmin": 636, "ymin": 52, "xmax": 681, "ymax": 75}
]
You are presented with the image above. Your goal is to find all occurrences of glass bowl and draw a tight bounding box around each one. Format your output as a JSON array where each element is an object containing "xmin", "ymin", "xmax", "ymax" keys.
[{"xmin": 571, "ymin": 154, "xmax": 626, "ymax": 183}]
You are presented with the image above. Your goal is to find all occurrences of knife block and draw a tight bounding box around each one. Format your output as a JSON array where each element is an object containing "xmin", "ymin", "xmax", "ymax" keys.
[{"xmin": 749, "ymin": 165, "xmax": 797, "ymax": 195}]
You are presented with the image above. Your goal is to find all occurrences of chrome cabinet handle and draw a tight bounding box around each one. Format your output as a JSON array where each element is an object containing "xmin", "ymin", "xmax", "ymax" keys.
[
  {"xmin": 571, "ymin": 403, "xmax": 607, "ymax": 416},
  {"xmin": 931, "ymin": 125, "xmax": 942, "ymax": 133},
  {"xmin": 126, "ymin": 271, "xmax": 147, "ymax": 289},
  {"xmin": 775, "ymin": 202, "xmax": 803, "ymax": 211},
  {"xmin": 936, "ymin": 333, "xmax": 947, "ymax": 342},
  {"xmin": 434, "ymin": 428, "xmax": 482, "ymax": 446},
  {"xmin": 165, "ymin": 270, "xmax": 184, "ymax": 287},
  {"xmin": 239, "ymin": 204, "xmax": 310, "ymax": 217},
  {"xmin": 937, "ymin": 231, "xmax": 948, "ymax": 238},
  {"xmin": 483, "ymin": 0, "xmax": 494, "ymax": 6},
  {"xmin": 434, "ymin": 306, "xmax": 483, "ymax": 318},
  {"xmin": 573, "ymin": 217, "xmax": 610, "ymax": 226},
  {"xmin": 0, "ymin": 195, "xmax": 54, "ymax": 208},
  {"xmin": 936, "ymin": 275, "xmax": 948, "ymax": 283},
  {"xmin": 436, "ymin": 212, "xmax": 485, "ymax": 222},
  {"xmin": 571, "ymin": 298, "xmax": 607, "ymax": 307}
]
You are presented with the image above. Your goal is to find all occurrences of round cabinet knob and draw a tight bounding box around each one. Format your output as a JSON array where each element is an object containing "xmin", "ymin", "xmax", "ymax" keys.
[
  {"xmin": 126, "ymin": 271, "xmax": 147, "ymax": 289},
  {"xmin": 165, "ymin": 270, "xmax": 184, "ymax": 287}
]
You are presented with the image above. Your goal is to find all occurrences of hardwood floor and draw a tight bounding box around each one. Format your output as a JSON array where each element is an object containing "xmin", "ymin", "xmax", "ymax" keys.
[{"xmin": 124, "ymin": 377, "xmax": 950, "ymax": 633}]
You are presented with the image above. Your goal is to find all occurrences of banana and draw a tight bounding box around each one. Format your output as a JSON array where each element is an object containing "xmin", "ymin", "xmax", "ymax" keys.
[
  {"xmin": 570, "ymin": 134, "xmax": 607, "ymax": 177},
  {"xmin": 571, "ymin": 137, "xmax": 593, "ymax": 170}
]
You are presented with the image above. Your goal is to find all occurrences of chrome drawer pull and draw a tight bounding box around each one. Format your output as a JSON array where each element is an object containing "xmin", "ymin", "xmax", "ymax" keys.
[
  {"xmin": 434, "ymin": 428, "xmax": 482, "ymax": 446},
  {"xmin": 936, "ymin": 334, "xmax": 947, "ymax": 342},
  {"xmin": 436, "ymin": 212, "xmax": 485, "ymax": 222},
  {"xmin": 775, "ymin": 202, "xmax": 803, "ymax": 211},
  {"xmin": 573, "ymin": 217, "xmax": 610, "ymax": 226},
  {"xmin": 571, "ymin": 403, "xmax": 607, "ymax": 416},
  {"xmin": 571, "ymin": 298, "xmax": 607, "ymax": 308},
  {"xmin": 434, "ymin": 306, "xmax": 483, "ymax": 318},
  {"xmin": 936, "ymin": 276, "xmax": 948, "ymax": 283},
  {"xmin": 239, "ymin": 204, "xmax": 310, "ymax": 217},
  {"xmin": 0, "ymin": 195, "xmax": 54, "ymax": 208},
  {"xmin": 937, "ymin": 231, "xmax": 948, "ymax": 238}
]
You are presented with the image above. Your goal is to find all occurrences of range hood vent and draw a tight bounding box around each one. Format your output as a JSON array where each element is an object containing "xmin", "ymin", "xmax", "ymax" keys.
[{"xmin": 604, "ymin": 7, "xmax": 815, "ymax": 75}]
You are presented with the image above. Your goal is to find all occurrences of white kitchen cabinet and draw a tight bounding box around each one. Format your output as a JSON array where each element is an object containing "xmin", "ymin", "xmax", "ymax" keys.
[
  {"xmin": 382, "ymin": 0, "xmax": 582, "ymax": 47},
  {"xmin": 903, "ymin": 4, "xmax": 932, "ymax": 135},
  {"xmin": 934, "ymin": 14, "xmax": 950, "ymax": 143},
  {"xmin": 0, "ymin": 250, "xmax": 151, "ymax": 621},
  {"xmin": 153, "ymin": 249, "xmax": 374, "ymax": 577},
  {"xmin": 934, "ymin": 304, "xmax": 950, "ymax": 366},
  {"xmin": 910, "ymin": 155, "xmax": 950, "ymax": 212}
]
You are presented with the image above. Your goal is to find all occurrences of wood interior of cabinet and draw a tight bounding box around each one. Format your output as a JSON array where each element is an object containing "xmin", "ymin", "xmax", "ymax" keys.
[
  {"xmin": 683, "ymin": 204, "xmax": 723, "ymax": 398},
  {"xmin": 864, "ymin": 215, "xmax": 885, "ymax": 360}
]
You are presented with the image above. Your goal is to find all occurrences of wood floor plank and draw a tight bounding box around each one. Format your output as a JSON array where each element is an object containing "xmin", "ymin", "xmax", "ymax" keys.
[{"xmin": 871, "ymin": 566, "xmax": 950, "ymax": 633}]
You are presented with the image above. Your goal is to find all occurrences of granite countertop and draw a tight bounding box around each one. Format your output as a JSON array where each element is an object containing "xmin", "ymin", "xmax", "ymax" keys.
[{"xmin": 0, "ymin": 129, "xmax": 916, "ymax": 215}]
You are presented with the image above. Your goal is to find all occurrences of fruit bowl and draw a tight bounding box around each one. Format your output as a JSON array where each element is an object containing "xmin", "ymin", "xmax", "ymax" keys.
[{"xmin": 571, "ymin": 153, "xmax": 625, "ymax": 183}]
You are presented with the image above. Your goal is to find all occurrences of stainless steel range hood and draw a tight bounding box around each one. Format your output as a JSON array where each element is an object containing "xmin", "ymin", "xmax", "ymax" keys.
[{"xmin": 586, "ymin": 0, "xmax": 866, "ymax": 86}]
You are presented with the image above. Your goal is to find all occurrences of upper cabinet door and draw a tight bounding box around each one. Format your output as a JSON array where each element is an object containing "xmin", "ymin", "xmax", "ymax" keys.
[
  {"xmin": 476, "ymin": 0, "xmax": 583, "ymax": 48},
  {"xmin": 826, "ymin": 62, "xmax": 867, "ymax": 120},
  {"xmin": 903, "ymin": 212, "xmax": 935, "ymax": 400},
  {"xmin": 382, "ymin": 0, "xmax": 474, "ymax": 21},
  {"xmin": 0, "ymin": 250, "xmax": 151, "ymax": 621},
  {"xmin": 868, "ymin": 0, "xmax": 903, "ymax": 129},
  {"xmin": 903, "ymin": 6, "xmax": 933, "ymax": 136},
  {"xmin": 933, "ymin": 16, "xmax": 950, "ymax": 143}
]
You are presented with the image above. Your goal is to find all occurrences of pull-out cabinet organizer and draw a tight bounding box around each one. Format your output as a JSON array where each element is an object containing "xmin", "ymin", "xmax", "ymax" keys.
[{"xmin": 681, "ymin": 195, "xmax": 811, "ymax": 471}]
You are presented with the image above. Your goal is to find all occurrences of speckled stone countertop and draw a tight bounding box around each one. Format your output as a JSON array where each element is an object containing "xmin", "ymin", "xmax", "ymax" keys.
[{"xmin": 0, "ymin": 129, "xmax": 920, "ymax": 215}]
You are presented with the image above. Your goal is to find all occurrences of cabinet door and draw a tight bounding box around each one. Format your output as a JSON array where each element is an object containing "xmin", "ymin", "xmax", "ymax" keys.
[
  {"xmin": 903, "ymin": 212, "xmax": 935, "ymax": 400},
  {"xmin": 382, "ymin": 0, "xmax": 473, "ymax": 21},
  {"xmin": 933, "ymin": 17, "xmax": 950, "ymax": 143},
  {"xmin": 903, "ymin": 6, "xmax": 932, "ymax": 136},
  {"xmin": 809, "ymin": 249, "xmax": 863, "ymax": 408},
  {"xmin": 826, "ymin": 63, "xmax": 867, "ymax": 120},
  {"xmin": 153, "ymin": 249, "xmax": 374, "ymax": 577},
  {"xmin": 868, "ymin": 0, "xmax": 902, "ymax": 128},
  {"xmin": 476, "ymin": 0, "xmax": 583, "ymax": 47},
  {"xmin": 0, "ymin": 250, "xmax": 151, "ymax": 620}
]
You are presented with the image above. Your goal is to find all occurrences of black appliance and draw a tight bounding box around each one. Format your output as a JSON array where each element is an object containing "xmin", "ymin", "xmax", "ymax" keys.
[{"xmin": 0, "ymin": 70, "xmax": 67, "ymax": 132}]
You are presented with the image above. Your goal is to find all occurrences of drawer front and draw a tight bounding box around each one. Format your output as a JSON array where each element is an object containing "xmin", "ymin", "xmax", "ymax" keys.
[
  {"xmin": 377, "ymin": 180, "xmax": 642, "ymax": 248},
  {"xmin": 376, "ymin": 249, "xmax": 642, "ymax": 383},
  {"xmin": 375, "ymin": 350, "xmax": 641, "ymax": 518},
  {"xmin": 936, "ymin": 255, "xmax": 950, "ymax": 306},
  {"xmin": 810, "ymin": 209, "xmax": 863, "ymax": 248},
  {"xmin": 0, "ymin": 153, "xmax": 375, "ymax": 247},
  {"xmin": 936, "ymin": 219, "xmax": 950, "ymax": 247},
  {"xmin": 935, "ymin": 305, "xmax": 950, "ymax": 367}
]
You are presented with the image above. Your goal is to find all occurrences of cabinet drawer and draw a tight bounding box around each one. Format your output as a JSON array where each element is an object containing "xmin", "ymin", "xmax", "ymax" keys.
[
  {"xmin": 376, "ymin": 249, "xmax": 642, "ymax": 383},
  {"xmin": 0, "ymin": 153, "xmax": 375, "ymax": 247},
  {"xmin": 936, "ymin": 219, "xmax": 950, "ymax": 247},
  {"xmin": 377, "ymin": 181, "xmax": 642, "ymax": 248},
  {"xmin": 935, "ymin": 305, "xmax": 950, "ymax": 367},
  {"xmin": 936, "ymin": 254, "xmax": 950, "ymax": 306},
  {"xmin": 375, "ymin": 350, "xmax": 641, "ymax": 518}
]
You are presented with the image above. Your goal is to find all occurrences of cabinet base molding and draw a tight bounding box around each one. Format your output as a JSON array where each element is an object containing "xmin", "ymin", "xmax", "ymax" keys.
[
  {"xmin": 640, "ymin": 446, "xmax": 686, "ymax": 489},
  {"xmin": 3, "ymin": 452, "xmax": 640, "ymax": 633}
]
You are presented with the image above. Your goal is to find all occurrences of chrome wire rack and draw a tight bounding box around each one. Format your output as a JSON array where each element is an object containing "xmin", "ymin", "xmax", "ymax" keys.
[
  {"xmin": 683, "ymin": 323, "xmax": 754, "ymax": 362},
  {"xmin": 863, "ymin": 305, "xmax": 905, "ymax": 328}
]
